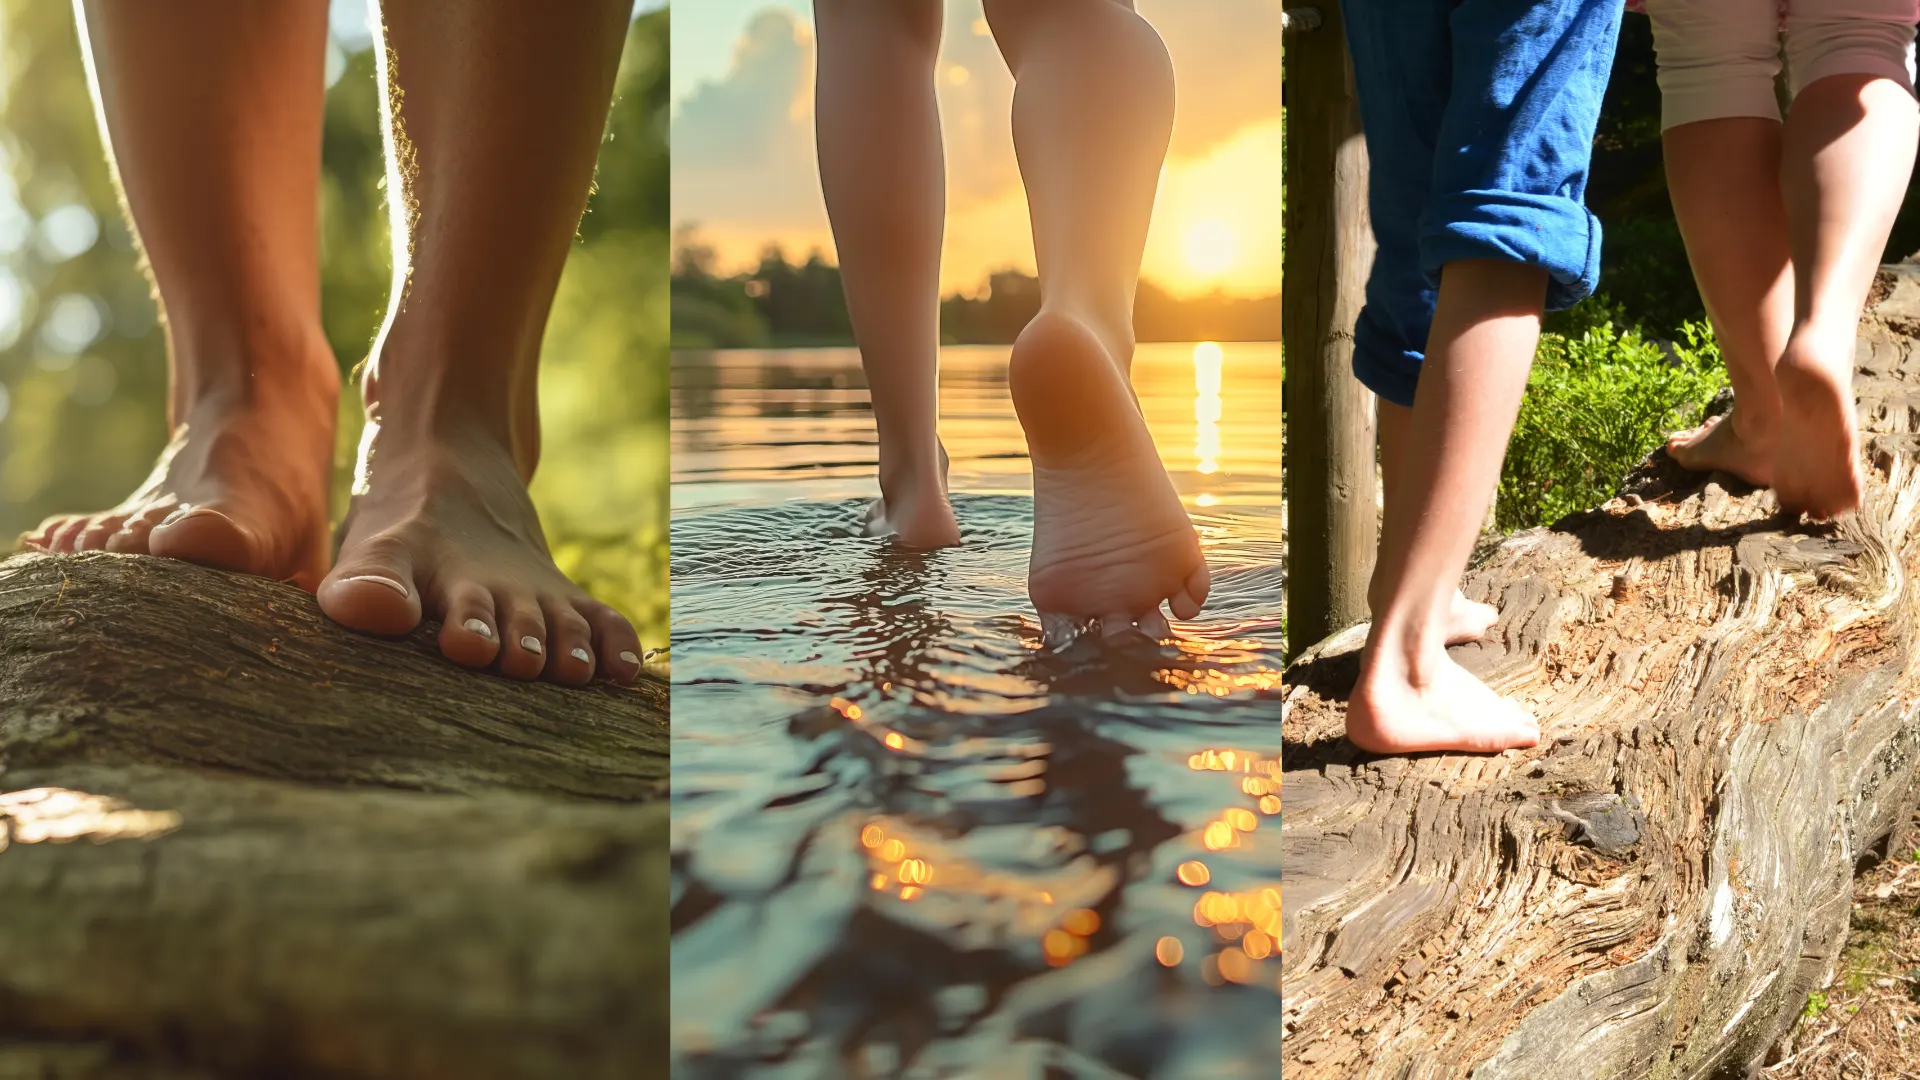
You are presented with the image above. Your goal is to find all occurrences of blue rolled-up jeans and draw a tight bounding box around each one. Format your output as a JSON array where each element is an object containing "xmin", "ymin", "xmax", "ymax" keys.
[{"xmin": 1340, "ymin": 0, "xmax": 1625, "ymax": 407}]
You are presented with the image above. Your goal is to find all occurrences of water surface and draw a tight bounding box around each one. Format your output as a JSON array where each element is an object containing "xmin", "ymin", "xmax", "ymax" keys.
[{"xmin": 671, "ymin": 343, "xmax": 1289, "ymax": 1077}]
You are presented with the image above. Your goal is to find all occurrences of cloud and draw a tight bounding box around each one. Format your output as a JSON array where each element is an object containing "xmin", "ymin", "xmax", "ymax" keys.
[{"xmin": 1139, "ymin": 0, "xmax": 1288, "ymax": 159}]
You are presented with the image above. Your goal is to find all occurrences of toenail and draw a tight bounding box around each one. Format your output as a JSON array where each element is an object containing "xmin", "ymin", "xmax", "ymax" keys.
[
  {"xmin": 520, "ymin": 635, "xmax": 543, "ymax": 653},
  {"xmin": 344, "ymin": 574, "xmax": 409, "ymax": 598},
  {"xmin": 570, "ymin": 647, "xmax": 591, "ymax": 663},
  {"xmin": 463, "ymin": 618, "xmax": 494, "ymax": 640},
  {"xmin": 620, "ymin": 650, "xmax": 640, "ymax": 666}
]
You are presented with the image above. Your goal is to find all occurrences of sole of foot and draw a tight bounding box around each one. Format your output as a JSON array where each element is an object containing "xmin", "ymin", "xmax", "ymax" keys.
[
  {"xmin": 861, "ymin": 443, "xmax": 962, "ymax": 549},
  {"xmin": 1346, "ymin": 648, "xmax": 1540, "ymax": 755},
  {"xmin": 1667, "ymin": 407, "xmax": 1776, "ymax": 488},
  {"xmin": 23, "ymin": 357, "xmax": 337, "ymax": 591},
  {"xmin": 1772, "ymin": 342, "xmax": 1862, "ymax": 519},
  {"xmin": 316, "ymin": 428, "xmax": 643, "ymax": 687},
  {"xmin": 1011, "ymin": 309, "xmax": 1208, "ymax": 640}
]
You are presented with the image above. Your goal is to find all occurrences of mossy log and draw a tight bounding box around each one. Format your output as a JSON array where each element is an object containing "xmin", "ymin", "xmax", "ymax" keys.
[
  {"xmin": 1279, "ymin": 265, "xmax": 1920, "ymax": 1078},
  {"xmin": 0, "ymin": 551, "xmax": 668, "ymax": 1080}
]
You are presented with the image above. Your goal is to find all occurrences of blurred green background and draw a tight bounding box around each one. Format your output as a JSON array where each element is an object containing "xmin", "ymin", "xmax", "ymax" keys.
[{"xmin": 0, "ymin": 1, "xmax": 669, "ymax": 649}]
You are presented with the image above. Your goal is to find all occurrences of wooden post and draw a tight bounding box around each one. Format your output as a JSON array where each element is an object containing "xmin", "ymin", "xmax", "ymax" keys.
[{"xmin": 1283, "ymin": 5, "xmax": 1377, "ymax": 657}]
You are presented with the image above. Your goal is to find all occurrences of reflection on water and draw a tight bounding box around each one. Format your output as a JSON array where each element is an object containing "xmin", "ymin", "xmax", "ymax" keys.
[{"xmin": 670, "ymin": 343, "xmax": 1286, "ymax": 1076}]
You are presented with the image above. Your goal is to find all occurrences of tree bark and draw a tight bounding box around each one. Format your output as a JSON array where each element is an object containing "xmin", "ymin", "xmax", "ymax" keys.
[
  {"xmin": 0, "ymin": 552, "xmax": 668, "ymax": 1080},
  {"xmin": 1279, "ymin": 265, "xmax": 1920, "ymax": 1078}
]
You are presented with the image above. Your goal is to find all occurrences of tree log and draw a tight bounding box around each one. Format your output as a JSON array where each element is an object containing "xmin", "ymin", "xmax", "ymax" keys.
[
  {"xmin": 0, "ymin": 552, "xmax": 668, "ymax": 1080},
  {"xmin": 1279, "ymin": 265, "xmax": 1920, "ymax": 1078}
]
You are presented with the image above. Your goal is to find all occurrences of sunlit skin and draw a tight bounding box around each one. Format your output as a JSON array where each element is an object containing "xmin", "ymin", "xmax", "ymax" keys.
[
  {"xmin": 1663, "ymin": 76, "xmax": 1918, "ymax": 519},
  {"xmin": 814, "ymin": 0, "xmax": 1209, "ymax": 638},
  {"xmin": 32, "ymin": 0, "xmax": 643, "ymax": 686}
]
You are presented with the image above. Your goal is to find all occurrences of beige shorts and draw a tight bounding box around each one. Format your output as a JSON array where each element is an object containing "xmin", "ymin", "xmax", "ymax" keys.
[{"xmin": 1647, "ymin": 0, "xmax": 1918, "ymax": 130}]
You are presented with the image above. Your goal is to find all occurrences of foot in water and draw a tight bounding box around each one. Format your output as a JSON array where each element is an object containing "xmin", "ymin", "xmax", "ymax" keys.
[
  {"xmin": 862, "ymin": 442, "xmax": 961, "ymax": 549},
  {"xmin": 316, "ymin": 384, "xmax": 643, "ymax": 686},
  {"xmin": 1667, "ymin": 403, "xmax": 1777, "ymax": 488},
  {"xmin": 1347, "ymin": 644, "xmax": 1540, "ymax": 755},
  {"xmin": 24, "ymin": 342, "xmax": 338, "ymax": 591},
  {"xmin": 1772, "ymin": 336, "xmax": 1863, "ymax": 519},
  {"xmin": 1011, "ymin": 309, "xmax": 1208, "ymax": 640}
]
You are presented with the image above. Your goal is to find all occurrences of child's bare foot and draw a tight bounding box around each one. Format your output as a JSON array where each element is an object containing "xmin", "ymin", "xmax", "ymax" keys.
[
  {"xmin": 23, "ymin": 342, "xmax": 337, "ymax": 591},
  {"xmin": 1772, "ymin": 337, "xmax": 1862, "ymax": 519},
  {"xmin": 1445, "ymin": 591, "xmax": 1499, "ymax": 644},
  {"xmin": 862, "ymin": 442, "xmax": 961, "ymax": 548},
  {"xmin": 1012, "ymin": 310, "xmax": 1208, "ymax": 638},
  {"xmin": 1347, "ymin": 645, "xmax": 1540, "ymax": 755},
  {"xmin": 317, "ymin": 393, "xmax": 642, "ymax": 687},
  {"xmin": 1667, "ymin": 404, "xmax": 1777, "ymax": 487}
]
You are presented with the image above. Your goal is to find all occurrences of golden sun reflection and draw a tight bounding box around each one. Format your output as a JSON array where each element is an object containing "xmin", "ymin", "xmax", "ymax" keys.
[
  {"xmin": 0, "ymin": 787, "xmax": 183, "ymax": 850},
  {"xmin": 1193, "ymin": 341, "xmax": 1223, "ymax": 482},
  {"xmin": 1170, "ymin": 750, "xmax": 1284, "ymax": 981}
]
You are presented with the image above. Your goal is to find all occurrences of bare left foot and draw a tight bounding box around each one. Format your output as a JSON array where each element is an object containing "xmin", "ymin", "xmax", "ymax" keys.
[
  {"xmin": 1667, "ymin": 403, "xmax": 1776, "ymax": 488},
  {"xmin": 317, "ymin": 385, "xmax": 642, "ymax": 686}
]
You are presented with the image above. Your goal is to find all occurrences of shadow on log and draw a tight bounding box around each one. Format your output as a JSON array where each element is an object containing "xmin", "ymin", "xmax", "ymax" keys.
[
  {"xmin": 0, "ymin": 552, "xmax": 668, "ymax": 1080},
  {"xmin": 1279, "ymin": 265, "xmax": 1920, "ymax": 1078}
]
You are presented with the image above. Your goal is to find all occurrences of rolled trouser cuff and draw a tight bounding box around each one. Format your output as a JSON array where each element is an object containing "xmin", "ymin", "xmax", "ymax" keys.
[{"xmin": 1419, "ymin": 190, "xmax": 1603, "ymax": 312}]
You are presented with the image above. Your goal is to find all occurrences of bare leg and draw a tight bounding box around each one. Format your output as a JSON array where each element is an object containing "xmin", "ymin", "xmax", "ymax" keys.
[
  {"xmin": 812, "ymin": 0, "xmax": 959, "ymax": 549},
  {"xmin": 1347, "ymin": 260, "xmax": 1545, "ymax": 756},
  {"xmin": 1662, "ymin": 118, "xmax": 1795, "ymax": 485},
  {"xmin": 982, "ymin": 0, "xmax": 1209, "ymax": 639},
  {"xmin": 317, "ymin": 0, "xmax": 643, "ymax": 685},
  {"xmin": 1772, "ymin": 74, "xmax": 1918, "ymax": 517},
  {"xmin": 29, "ymin": 1, "xmax": 338, "ymax": 589},
  {"xmin": 1373, "ymin": 401, "xmax": 1498, "ymax": 644}
]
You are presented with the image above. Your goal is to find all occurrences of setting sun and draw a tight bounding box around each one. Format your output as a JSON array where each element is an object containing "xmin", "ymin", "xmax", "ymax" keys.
[{"xmin": 1184, "ymin": 221, "xmax": 1237, "ymax": 277}]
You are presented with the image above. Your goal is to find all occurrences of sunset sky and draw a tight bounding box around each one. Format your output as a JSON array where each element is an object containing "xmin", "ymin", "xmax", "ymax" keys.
[{"xmin": 671, "ymin": 1, "xmax": 1285, "ymax": 299}]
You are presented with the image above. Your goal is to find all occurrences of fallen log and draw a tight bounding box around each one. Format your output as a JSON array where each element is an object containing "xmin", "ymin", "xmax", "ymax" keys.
[
  {"xmin": 0, "ymin": 552, "xmax": 668, "ymax": 1080},
  {"xmin": 1279, "ymin": 264, "xmax": 1920, "ymax": 1078}
]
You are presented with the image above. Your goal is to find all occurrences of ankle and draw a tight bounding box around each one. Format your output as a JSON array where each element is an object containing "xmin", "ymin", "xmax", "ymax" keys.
[{"xmin": 169, "ymin": 321, "xmax": 338, "ymax": 415}]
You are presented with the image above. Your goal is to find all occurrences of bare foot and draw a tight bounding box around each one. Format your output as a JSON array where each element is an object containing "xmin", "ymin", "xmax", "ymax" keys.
[
  {"xmin": 1347, "ymin": 646, "xmax": 1540, "ymax": 755},
  {"xmin": 1772, "ymin": 339, "xmax": 1862, "ymax": 519},
  {"xmin": 862, "ymin": 442, "xmax": 961, "ymax": 549},
  {"xmin": 1011, "ymin": 310, "xmax": 1208, "ymax": 639},
  {"xmin": 1445, "ymin": 591, "xmax": 1499, "ymax": 644},
  {"xmin": 317, "ymin": 394, "xmax": 642, "ymax": 686},
  {"xmin": 1667, "ymin": 405, "xmax": 1776, "ymax": 487},
  {"xmin": 23, "ymin": 342, "xmax": 337, "ymax": 590}
]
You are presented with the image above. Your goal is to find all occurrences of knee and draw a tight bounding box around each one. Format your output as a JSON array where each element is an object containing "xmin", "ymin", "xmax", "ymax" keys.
[{"xmin": 813, "ymin": 0, "xmax": 942, "ymax": 60}]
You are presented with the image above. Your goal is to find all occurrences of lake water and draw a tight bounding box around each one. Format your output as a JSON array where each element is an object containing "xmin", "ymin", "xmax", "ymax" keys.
[{"xmin": 669, "ymin": 343, "xmax": 1289, "ymax": 1077}]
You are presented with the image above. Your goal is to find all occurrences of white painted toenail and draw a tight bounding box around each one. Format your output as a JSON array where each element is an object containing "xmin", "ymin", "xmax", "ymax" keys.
[
  {"xmin": 620, "ymin": 651, "xmax": 640, "ymax": 666},
  {"xmin": 570, "ymin": 647, "xmax": 591, "ymax": 663},
  {"xmin": 520, "ymin": 635, "xmax": 543, "ymax": 653},
  {"xmin": 463, "ymin": 618, "xmax": 494, "ymax": 640},
  {"xmin": 344, "ymin": 574, "xmax": 409, "ymax": 598}
]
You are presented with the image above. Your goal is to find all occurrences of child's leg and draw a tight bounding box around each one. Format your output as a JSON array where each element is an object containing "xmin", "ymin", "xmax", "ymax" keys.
[
  {"xmin": 1651, "ymin": 0, "xmax": 1797, "ymax": 483},
  {"xmin": 1772, "ymin": 9, "xmax": 1919, "ymax": 516},
  {"xmin": 316, "ymin": 0, "xmax": 644, "ymax": 685},
  {"xmin": 981, "ymin": 0, "xmax": 1208, "ymax": 639},
  {"xmin": 1349, "ymin": 262, "xmax": 1545, "ymax": 754},
  {"xmin": 1375, "ymin": 401, "xmax": 1499, "ymax": 644},
  {"xmin": 29, "ymin": 2, "xmax": 337, "ymax": 587},
  {"xmin": 812, "ymin": 0, "xmax": 959, "ymax": 549}
]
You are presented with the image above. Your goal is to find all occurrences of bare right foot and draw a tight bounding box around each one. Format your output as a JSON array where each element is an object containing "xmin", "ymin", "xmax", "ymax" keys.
[
  {"xmin": 1347, "ymin": 646, "xmax": 1540, "ymax": 755},
  {"xmin": 1772, "ymin": 338, "xmax": 1863, "ymax": 519},
  {"xmin": 1667, "ymin": 404, "xmax": 1777, "ymax": 487},
  {"xmin": 1445, "ymin": 591, "xmax": 1499, "ymax": 644},
  {"xmin": 862, "ymin": 442, "xmax": 961, "ymax": 549},
  {"xmin": 24, "ymin": 337, "xmax": 337, "ymax": 590},
  {"xmin": 1012, "ymin": 309, "xmax": 1208, "ymax": 638}
]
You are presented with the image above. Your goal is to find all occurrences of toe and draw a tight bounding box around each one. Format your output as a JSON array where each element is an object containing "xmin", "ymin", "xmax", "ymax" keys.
[
  {"xmin": 436, "ymin": 583, "xmax": 502, "ymax": 670},
  {"xmin": 75, "ymin": 516, "xmax": 126, "ymax": 552},
  {"xmin": 580, "ymin": 599, "xmax": 642, "ymax": 685},
  {"xmin": 1097, "ymin": 612, "xmax": 1140, "ymax": 641},
  {"xmin": 106, "ymin": 506, "xmax": 171, "ymax": 555},
  {"xmin": 317, "ymin": 536, "xmax": 423, "ymax": 638},
  {"xmin": 149, "ymin": 505, "xmax": 267, "ymax": 576},
  {"xmin": 542, "ymin": 598, "xmax": 596, "ymax": 687},
  {"xmin": 49, "ymin": 517, "xmax": 91, "ymax": 552},
  {"xmin": 494, "ymin": 599, "xmax": 549, "ymax": 681},
  {"xmin": 1138, "ymin": 609, "xmax": 1171, "ymax": 640}
]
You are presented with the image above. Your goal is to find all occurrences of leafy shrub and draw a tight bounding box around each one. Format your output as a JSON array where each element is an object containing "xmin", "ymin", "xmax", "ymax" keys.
[{"xmin": 1497, "ymin": 316, "xmax": 1726, "ymax": 531}]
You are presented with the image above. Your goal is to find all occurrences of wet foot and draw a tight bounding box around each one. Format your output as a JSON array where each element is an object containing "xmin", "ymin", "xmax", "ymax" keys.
[
  {"xmin": 1011, "ymin": 309, "xmax": 1208, "ymax": 638},
  {"xmin": 23, "ymin": 343, "xmax": 337, "ymax": 590},
  {"xmin": 1667, "ymin": 405, "xmax": 1776, "ymax": 488},
  {"xmin": 863, "ymin": 442, "xmax": 961, "ymax": 549},
  {"xmin": 1347, "ymin": 646, "xmax": 1540, "ymax": 755},
  {"xmin": 1772, "ymin": 337, "xmax": 1862, "ymax": 519},
  {"xmin": 317, "ymin": 411, "xmax": 643, "ymax": 686}
]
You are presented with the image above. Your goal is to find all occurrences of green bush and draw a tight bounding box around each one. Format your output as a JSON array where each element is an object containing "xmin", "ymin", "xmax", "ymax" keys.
[{"xmin": 1497, "ymin": 316, "xmax": 1726, "ymax": 532}]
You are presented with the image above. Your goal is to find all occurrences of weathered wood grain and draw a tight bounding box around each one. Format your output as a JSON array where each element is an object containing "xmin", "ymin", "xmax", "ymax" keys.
[
  {"xmin": 0, "ymin": 552, "xmax": 668, "ymax": 1080},
  {"xmin": 1280, "ymin": 265, "xmax": 1920, "ymax": 1078}
]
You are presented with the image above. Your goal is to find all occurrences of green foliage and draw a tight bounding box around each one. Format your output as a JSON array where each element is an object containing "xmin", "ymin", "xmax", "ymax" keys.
[
  {"xmin": 1804, "ymin": 990, "xmax": 1830, "ymax": 1019},
  {"xmin": 1497, "ymin": 314, "xmax": 1726, "ymax": 532}
]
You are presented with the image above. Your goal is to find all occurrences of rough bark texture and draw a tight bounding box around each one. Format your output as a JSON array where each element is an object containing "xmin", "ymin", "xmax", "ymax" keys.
[
  {"xmin": 0, "ymin": 551, "xmax": 668, "ymax": 1080},
  {"xmin": 1280, "ymin": 265, "xmax": 1920, "ymax": 1079}
]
